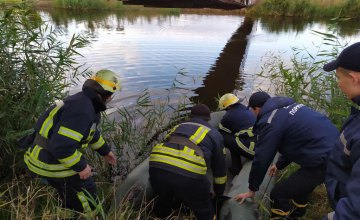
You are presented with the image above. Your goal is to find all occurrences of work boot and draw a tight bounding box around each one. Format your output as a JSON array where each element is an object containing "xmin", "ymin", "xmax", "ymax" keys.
[
  {"xmin": 288, "ymin": 199, "xmax": 307, "ymax": 219},
  {"xmin": 270, "ymin": 208, "xmax": 290, "ymax": 220}
]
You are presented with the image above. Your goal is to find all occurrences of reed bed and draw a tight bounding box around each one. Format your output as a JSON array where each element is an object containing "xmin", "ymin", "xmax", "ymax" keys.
[
  {"xmin": 249, "ymin": 0, "xmax": 360, "ymax": 18},
  {"xmin": 0, "ymin": 2, "xmax": 90, "ymax": 180}
]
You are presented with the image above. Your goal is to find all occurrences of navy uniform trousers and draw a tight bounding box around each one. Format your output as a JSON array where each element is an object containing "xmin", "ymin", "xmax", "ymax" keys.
[
  {"xmin": 270, "ymin": 164, "xmax": 326, "ymax": 219},
  {"xmin": 149, "ymin": 168, "xmax": 214, "ymax": 220},
  {"xmin": 45, "ymin": 175, "xmax": 98, "ymax": 213},
  {"xmin": 222, "ymin": 132, "xmax": 253, "ymax": 174}
]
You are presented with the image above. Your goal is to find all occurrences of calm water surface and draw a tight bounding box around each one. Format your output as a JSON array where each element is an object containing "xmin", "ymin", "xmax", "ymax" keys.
[{"xmin": 40, "ymin": 9, "xmax": 360, "ymax": 110}]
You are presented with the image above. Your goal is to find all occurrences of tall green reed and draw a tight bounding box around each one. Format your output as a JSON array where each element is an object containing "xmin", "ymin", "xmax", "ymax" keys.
[
  {"xmin": 0, "ymin": 3, "xmax": 90, "ymax": 180},
  {"xmin": 54, "ymin": 0, "xmax": 123, "ymax": 10},
  {"xmin": 85, "ymin": 73, "xmax": 194, "ymax": 182},
  {"xmin": 250, "ymin": 0, "xmax": 360, "ymax": 19},
  {"xmin": 257, "ymin": 17, "xmax": 352, "ymax": 128}
]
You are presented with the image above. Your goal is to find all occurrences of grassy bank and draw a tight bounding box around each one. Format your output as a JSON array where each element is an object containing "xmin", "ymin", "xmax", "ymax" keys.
[
  {"xmin": 37, "ymin": 0, "xmax": 182, "ymax": 14},
  {"xmin": 2, "ymin": 0, "xmax": 245, "ymax": 15},
  {"xmin": 249, "ymin": 0, "xmax": 360, "ymax": 18}
]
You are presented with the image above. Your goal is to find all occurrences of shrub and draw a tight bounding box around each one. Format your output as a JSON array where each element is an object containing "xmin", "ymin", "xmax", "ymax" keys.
[
  {"xmin": 54, "ymin": 0, "xmax": 123, "ymax": 10},
  {"xmin": 0, "ymin": 3, "xmax": 90, "ymax": 180}
]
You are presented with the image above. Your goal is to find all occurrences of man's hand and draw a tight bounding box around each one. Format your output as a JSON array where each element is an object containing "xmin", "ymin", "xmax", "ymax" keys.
[
  {"xmin": 268, "ymin": 164, "xmax": 278, "ymax": 176},
  {"xmin": 79, "ymin": 164, "xmax": 92, "ymax": 180},
  {"xmin": 104, "ymin": 151, "xmax": 116, "ymax": 166},
  {"xmin": 233, "ymin": 190, "xmax": 255, "ymax": 204}
]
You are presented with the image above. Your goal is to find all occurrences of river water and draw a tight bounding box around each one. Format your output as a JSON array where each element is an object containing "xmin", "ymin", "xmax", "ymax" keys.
[{"xmin": 39, "ymin": 9, "xmax": 360, "ymax": 110}]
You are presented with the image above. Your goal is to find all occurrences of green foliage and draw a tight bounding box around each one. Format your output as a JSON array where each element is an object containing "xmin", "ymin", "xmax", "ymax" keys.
[
  {"xmin": 0, "ymin": 3, "xmax": 90, "ymax": 180},
  {"xmin": 257, "ymin": 17, "xmax": 352, "ymax": 129},
  {"xmin": 95, "ymin": 90, "xmax": 190, "ymax": 181},
  {"xmin": 250, "ymin": 0, "xmax": 360, "ymax": 18},
  {"xmin": 54, "ymin": 0, "xmax": 123, "ymax": 10},
  {"xmin": 261, "ymin": 0, "xmax": 290, "ymax": 16}
]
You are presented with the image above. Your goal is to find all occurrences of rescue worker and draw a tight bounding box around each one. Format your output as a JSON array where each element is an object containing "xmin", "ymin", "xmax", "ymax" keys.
[
  {"xmin": 218, "ymin": 93, "xmax": 256, "ymax": 174},
  {"xmin": 323, "ymin": 42, "xmax": 360, "ymax": 220},
  {"xmin": 149, "ymin": 104, "xmax": 227, "ymax": 220},
  {"xmin": 24, "ymin": 69, "xmax": 120, "ymax": 216},
  {"xmin": 233, "ymin": 91, "xmax": 339, "ymax": 220}
]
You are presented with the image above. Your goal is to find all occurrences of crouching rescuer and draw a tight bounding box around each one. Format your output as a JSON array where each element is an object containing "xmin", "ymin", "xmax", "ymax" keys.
[
  {"xmin": 218, "ymin": 93, "xmax": 256, "ymax": 174},
  {"xmin": 23, "ymin": 69, "xmax": 121, "ymax": 216},
  {"xmin": 149, "ymin": 104, "xmax": 227, "ymax": 220}
]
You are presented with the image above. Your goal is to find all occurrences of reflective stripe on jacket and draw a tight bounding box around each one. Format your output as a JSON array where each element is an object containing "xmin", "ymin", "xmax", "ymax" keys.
[
  {"xmin": 219, "ymin": 103, "xmax": 256, "ymax": 155},
  {"xmin": 24, "ymin": 90, "xmax": 110, "ymax": 178},
  {"xmin": 150, "ymin": 117, "xmax": 227, "ymax": 194},
  {"xmin": 218, "ymin": 103, "xmax": 255, "ymax": 134}
]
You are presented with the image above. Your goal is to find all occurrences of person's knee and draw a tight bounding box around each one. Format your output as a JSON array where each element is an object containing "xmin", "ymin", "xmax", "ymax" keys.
[
  {"xmin": 188, "ymin": 199, "xmax": 214, "ymax": 220},
  {"xmin": 153, "ymin": 194, "xmax": 173, "ymax": 218},
  {"xmin": 270, "ymin": 182, "xmax": 292, "ymax": 201}
]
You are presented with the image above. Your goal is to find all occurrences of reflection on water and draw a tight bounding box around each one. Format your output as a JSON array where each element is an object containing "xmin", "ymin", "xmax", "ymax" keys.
[
  {"xmin": 43, "ymin": 8, "xmax": 180, "ymax": 33},
  {"xmin": 257, "ymin": 16, "xmax": 360, "ymax": 36},
  {"xmin": 38, "ymin": 8, "xmax": 360, "ymax": 110},
  {"xmin": 192, "ymin": 17, "xmax": 254, "ymax": 110}
]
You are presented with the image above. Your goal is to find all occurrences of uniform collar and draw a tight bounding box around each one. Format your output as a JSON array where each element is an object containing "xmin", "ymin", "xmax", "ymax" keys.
[
  {"xmin": 352, "ymin": 96, "xmax": 360, "ymax": 106},
  {"xmin": 82, "ymin": 87, "xmax": 107, "ymax": 113},
  {"xmin": 189, "ymin": 117, "xmax": 210, "ymax": 127}
]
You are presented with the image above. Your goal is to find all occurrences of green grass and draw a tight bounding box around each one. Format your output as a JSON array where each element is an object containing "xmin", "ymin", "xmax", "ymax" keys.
[
  {"xmin": 52, "ymin": 0, "xmax": 181, "ymax": 14},
  {"xmin": 54, "ymin": 0, "xmax": 123, "ymax": 10},
  {"xmin": 0, "ymin": 0, "xmax": 22, "ymax": 2},
  {"xmin": 249, "ymin": 0, "xmax": 360, "ymax": 18}
]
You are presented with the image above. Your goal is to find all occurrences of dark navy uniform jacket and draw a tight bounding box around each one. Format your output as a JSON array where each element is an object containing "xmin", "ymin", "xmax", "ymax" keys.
[
  {"xmin": 24, "ymin": 87, "xmax": 111, "ymax": 178},
  {"xmin": 219, "ymin": 103, "xmax": 255, "ymax": 134},
  {"xmin": 150, "ymin": 117, "xmax": 227, "ymax": 195},
  {"xmin": 248, "ymin": 97, "xmax": 339, "ymax": 191},
  {"xmin": 326, "ymin": 96, "xmax": 360, "ymax": 220}
]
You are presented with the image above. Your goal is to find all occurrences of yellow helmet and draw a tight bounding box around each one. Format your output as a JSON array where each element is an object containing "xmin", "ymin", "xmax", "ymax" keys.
[
  {"xmin": 218, "ymin": 93, "xmax": 239, "ymax": 110},
  {"xmin": 91, "ymin": 69, "xmax": 121, "ymax": 93}
]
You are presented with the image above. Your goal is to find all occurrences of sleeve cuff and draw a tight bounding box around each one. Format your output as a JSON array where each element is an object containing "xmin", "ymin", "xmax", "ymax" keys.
[
  {"xmin": 276, "ymin": 161, "xmax": 289, "ymax": 170},
  {"xmin": 249, "ymin": 184, "xmax": 259, "ymax": 192},
  {"xmin": 70, "ymin": 157, "xmax": 87, "ymax": 172},
  {"xmin": 96, "ymin": 143, "xmax": 111, "ymax": 156},
  {"xmin": 214, "ymin": 184, "xmax": 225, "ymax": 196}
]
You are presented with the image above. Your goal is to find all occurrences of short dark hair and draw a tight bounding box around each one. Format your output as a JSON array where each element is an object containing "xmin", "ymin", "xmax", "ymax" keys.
[
  {"xmin": 190, "ymin": 104, "xmax": 211, "ymax": 121},
  {"xmin": 248, "ymin": 92, "xmax": 271, "ymax": 109}
]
